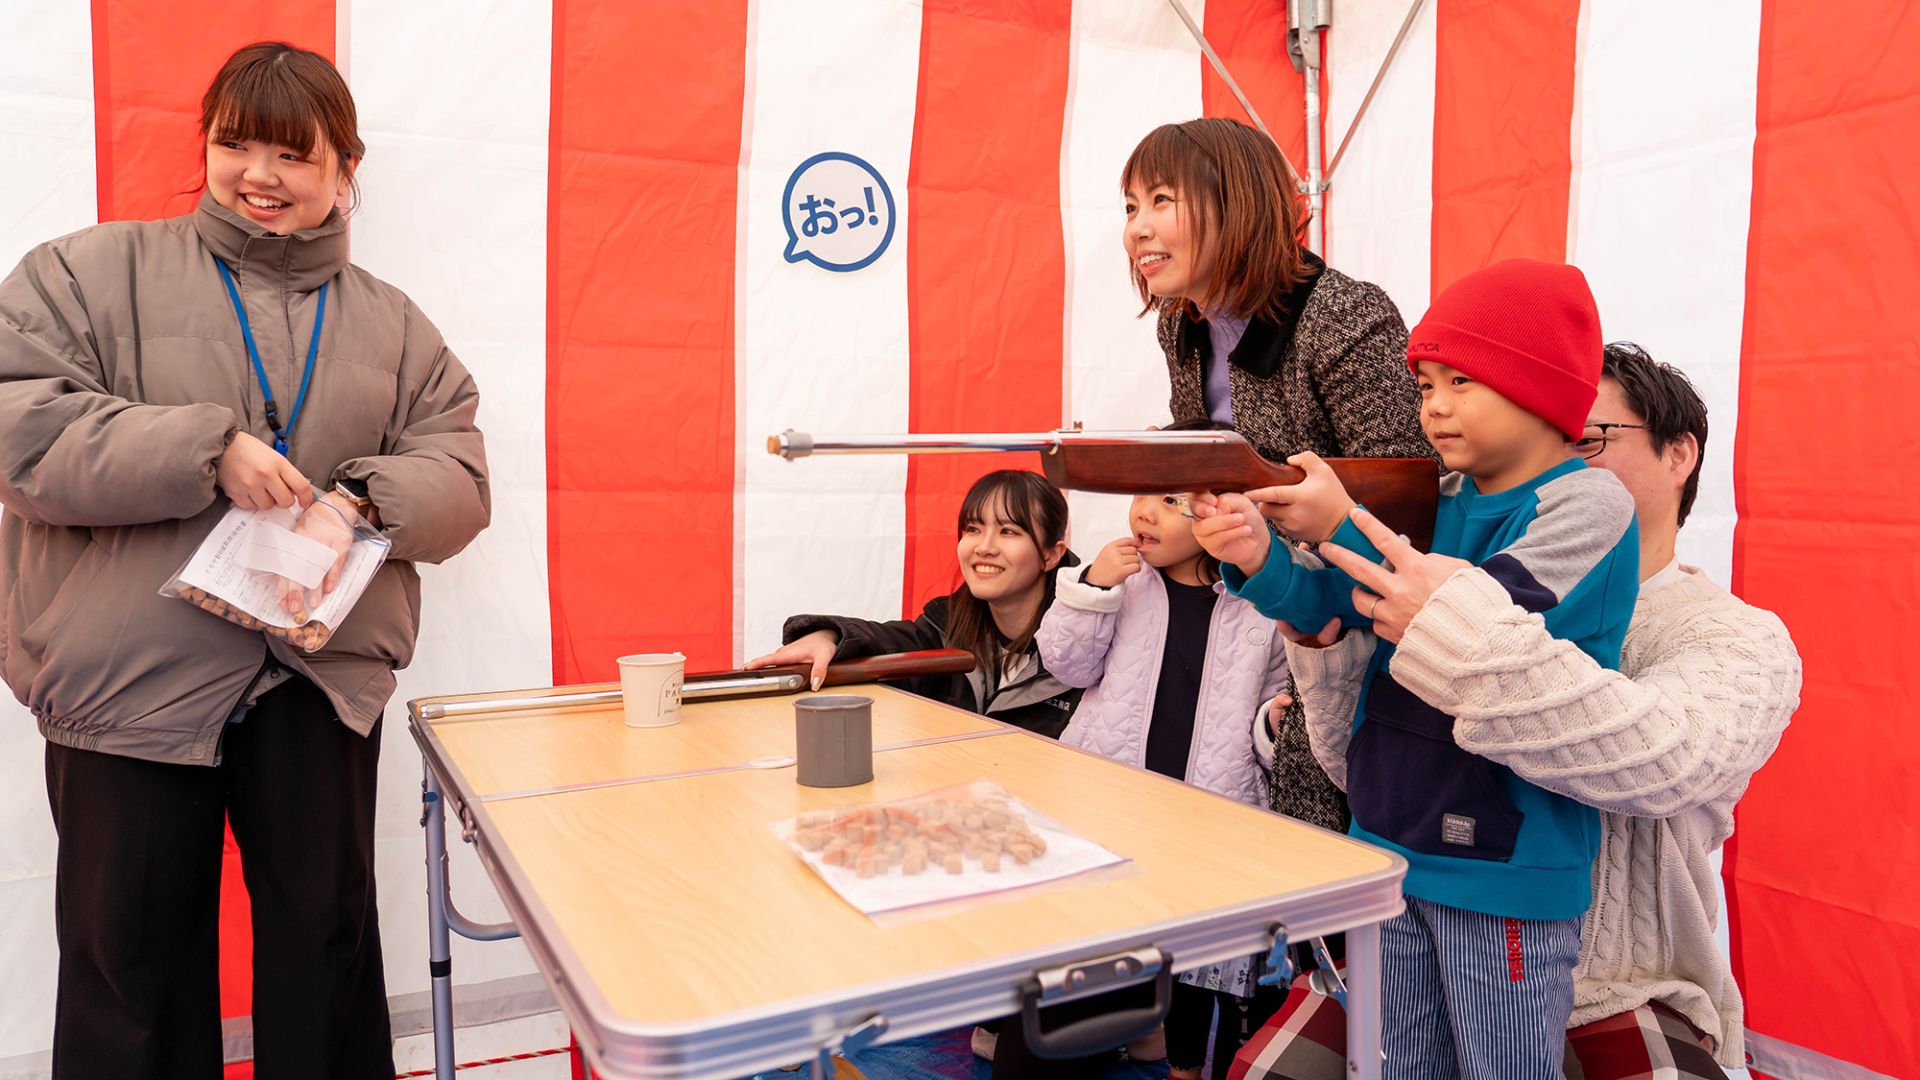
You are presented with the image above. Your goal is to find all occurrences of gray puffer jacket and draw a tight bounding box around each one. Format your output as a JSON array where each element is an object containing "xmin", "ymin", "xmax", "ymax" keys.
[{"xmin": 0, "ymin": 193, "xmax": 489, "ymax": 765}]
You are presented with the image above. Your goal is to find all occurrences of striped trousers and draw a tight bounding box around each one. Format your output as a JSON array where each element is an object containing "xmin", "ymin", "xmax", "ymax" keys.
[{"xmin": 1381, "ymin": 896, "xmax": 1580, "ymax": 1080}]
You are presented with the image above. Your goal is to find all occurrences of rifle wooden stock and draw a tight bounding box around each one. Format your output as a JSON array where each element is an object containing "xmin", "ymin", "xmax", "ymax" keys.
[
  {"xmin": 705, "ymin": 649, "xmax": 976, "ymax": 698},
  {"xmin": 820, "ymin": 648, "xmax": 976, "ymax": 685},
  {"xmin": 769, "ymin": 428, "xmax": 1440, "ymax": 551},
  {"xmin": 1039, "ymin": 440, "xmax": 1439, "ymax": 551},
  {"xmin": 411, "ymin": 650, "xmax": 980, "ymax": 718}
]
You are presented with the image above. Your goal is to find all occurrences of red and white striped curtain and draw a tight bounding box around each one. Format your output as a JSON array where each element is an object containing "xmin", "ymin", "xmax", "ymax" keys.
[{"xmin": 1, "ymin": 2, "xmax": 1913, "ymax": 1077}]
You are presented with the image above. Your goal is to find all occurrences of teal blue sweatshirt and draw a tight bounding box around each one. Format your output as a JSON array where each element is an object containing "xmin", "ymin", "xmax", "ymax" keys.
[{"xmin": 1226, "ymin": 458, "xmax": 1639, "ymax": 920}]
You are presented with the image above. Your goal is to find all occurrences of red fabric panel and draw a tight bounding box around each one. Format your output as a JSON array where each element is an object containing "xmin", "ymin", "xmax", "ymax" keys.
[
  {"xmin": 546, "ymin": 0, "xmax": 747, "ymax": 680},
  {"xmin": 1200, "ymin": 0, "xmax": 1322, "ymax": 241},
  {"xmin": 1727, "ymin": 2, "xmax": 1920, "ymax": 1073},
  {"xmin": 1428, "ymin": 0, "xmax": 1578, "ymax": 293},
  {"xmin": 901, "ymin": 1, "xmax": 1070, "ymax": 617},
  {"xmin": 90, "ymin": 0, "xmax": 334, "ymax": 222},
  {"xmin": 1202, "ymin": 0, "xmax": 1307, "ymax": 161},
  {"xmin": 218, "ymin": 820, "xmax": 253, "ymax": 1020},
  {"xmin": 90, "ymin": 1, "xmax": 335, "ymax": 1033}
]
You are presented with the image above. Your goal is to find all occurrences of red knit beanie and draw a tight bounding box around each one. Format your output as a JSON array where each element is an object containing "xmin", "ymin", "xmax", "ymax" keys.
[{"xmin": 1406, "ymin": 259, "xmax": 1602, "ymax": 440}]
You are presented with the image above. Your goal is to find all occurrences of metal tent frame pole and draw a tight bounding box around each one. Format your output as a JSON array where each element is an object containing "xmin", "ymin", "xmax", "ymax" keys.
[
  {"xmin": 1168, "ymin": 0, "xmax": 1429, "ymax": 255},
  {"xmin": 1288, "ymin": 0, "xmax": 1332, "ymax": 253},
  {"xmin": 1164, "ymin": 0, "xmax": 1300, "ymax": 189}
]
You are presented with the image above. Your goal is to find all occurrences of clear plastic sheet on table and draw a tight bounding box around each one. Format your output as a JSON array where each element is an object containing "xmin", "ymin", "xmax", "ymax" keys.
[
  {"xmin": 773, "ymin": 779, "xmax": 1128, "ymax": 916},
  {"xmin": 160, "ymin": 501, "xmax": 390, "ymax": 651}
]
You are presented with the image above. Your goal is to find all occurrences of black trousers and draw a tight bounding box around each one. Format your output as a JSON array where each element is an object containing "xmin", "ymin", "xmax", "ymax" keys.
[{"xmin": 44, "ymin": 677, "xmax": 394, "ymax": 1080}]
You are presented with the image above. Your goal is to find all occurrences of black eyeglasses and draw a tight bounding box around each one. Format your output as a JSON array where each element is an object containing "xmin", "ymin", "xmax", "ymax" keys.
[{"xmin": 1574, "ymin": 422, "xmax": 1648, "ymax": 460}]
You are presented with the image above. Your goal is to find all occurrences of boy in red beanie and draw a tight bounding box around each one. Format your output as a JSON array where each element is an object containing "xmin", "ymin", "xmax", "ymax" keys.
[{"xmin": 1193, "ymin": 259, "xmax": 1641, "ymax": 1080}]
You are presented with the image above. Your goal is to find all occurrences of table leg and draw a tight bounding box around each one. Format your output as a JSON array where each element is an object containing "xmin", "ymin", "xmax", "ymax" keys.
[
  {"xmin": 1345, "ymin": 919, "xmax": 1382, "ymax": 1080},
  {"xmin": 424, "ymin": 765, "xmax": 459, "ymax": 1080}
]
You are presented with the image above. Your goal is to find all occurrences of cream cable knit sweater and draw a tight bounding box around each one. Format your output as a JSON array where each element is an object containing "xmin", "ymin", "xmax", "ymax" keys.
[{"xmin": 1272, "ymin": 564, "xmax": 1799, "ymax": 1068}]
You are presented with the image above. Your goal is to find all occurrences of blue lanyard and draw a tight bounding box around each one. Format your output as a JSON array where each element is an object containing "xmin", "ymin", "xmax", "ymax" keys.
[{"xmin": 214, "ymin": 259, "xmax": 327, "ymax": 456}]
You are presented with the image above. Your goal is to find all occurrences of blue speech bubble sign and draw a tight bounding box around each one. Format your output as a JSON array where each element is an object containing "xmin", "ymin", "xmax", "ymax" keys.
[{"xmin": 781, "ymin": 151, "xmax": 897, "ymax": 273}]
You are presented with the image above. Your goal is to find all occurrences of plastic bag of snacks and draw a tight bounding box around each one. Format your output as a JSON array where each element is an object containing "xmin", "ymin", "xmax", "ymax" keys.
[
  {"xmin": 161, "ymin": 501, "xmax": 391, "ymax": 652},
  {"xmin": 774, "ymin": 779, "xmax": 1127, "ymax": 915}
]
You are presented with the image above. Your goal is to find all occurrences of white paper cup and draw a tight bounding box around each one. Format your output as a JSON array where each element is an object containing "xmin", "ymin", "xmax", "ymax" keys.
[{"xmin": 617, "ymin": 652, "xmax": 686, "ymax": 727}]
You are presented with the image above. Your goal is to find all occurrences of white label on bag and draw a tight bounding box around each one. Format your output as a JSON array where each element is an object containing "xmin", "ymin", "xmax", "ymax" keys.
[
  {"xmin": 172, "ymin": 505, "xmax": 391, "ymax": 632},
  {"xmin": 234, "ymin": 513, "xmax": 336, "ymax": 590}
]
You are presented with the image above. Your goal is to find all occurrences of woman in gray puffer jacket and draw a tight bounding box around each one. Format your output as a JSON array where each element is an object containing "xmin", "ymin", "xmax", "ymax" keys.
[{"xmin": 0, "ymin": 43, "xmax": 487, "ymax": 1080}]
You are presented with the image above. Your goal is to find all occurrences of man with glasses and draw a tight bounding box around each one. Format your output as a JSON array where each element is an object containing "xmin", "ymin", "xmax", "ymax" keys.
[{"xmin": 1253, "ymin": 342, "xmax": 1801, "ymax": 1080}]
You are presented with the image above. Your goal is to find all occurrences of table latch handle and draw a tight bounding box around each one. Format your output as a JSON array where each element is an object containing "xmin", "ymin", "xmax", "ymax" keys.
[{"xmin": 1019, "ymin": 946, "xmax": 1171, "ymax": 1060}]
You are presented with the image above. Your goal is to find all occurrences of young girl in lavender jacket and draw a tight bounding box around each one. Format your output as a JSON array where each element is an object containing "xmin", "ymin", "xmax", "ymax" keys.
[{"xmin": 1032, "ymin": 435, "xmax": 1288, "ymax": 1079}]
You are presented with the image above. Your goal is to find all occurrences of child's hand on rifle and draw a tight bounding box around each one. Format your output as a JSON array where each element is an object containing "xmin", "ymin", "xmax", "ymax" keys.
[
  {"xmin": 1085, "ymin": 537, "xmax": 1142, "ymax": 588},
  {"xmin": 1189, "ymin": 491, "xmax": 1272, "ymax": 576},
  {"xmin": 1247, "ymin": 452, "xmax": 1357, "ymax": 543}
]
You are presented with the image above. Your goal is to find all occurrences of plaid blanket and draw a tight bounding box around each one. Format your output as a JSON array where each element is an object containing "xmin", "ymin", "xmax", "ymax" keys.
[{"xmin": 1226, "ymin": 978, "xmax": 1727, "ymax": 1080}]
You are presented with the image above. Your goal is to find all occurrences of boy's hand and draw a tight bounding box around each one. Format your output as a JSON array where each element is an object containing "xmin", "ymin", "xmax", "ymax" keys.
[
  {"xmin": 1085, "ymin": 537, "xmax": 1142, "ymax": 588},
  {"xmin": 1190, "ymin": 491, "xmax": 1271, "ymax": 576},
  {"xmin": 745, "ymin": 628, "xmax": 839, "ymax": 691},
  {"xmin": 1316, "ymin": 507, "xmax": 1473, "ymax": 644},
  {"xmin": 1247, "ymin": 452, "xmax": 1356, "ymax": 542}
]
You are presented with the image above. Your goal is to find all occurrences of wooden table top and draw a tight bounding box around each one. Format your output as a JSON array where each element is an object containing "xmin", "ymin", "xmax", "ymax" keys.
[
  {"xmin": 428, "ymin": 691, "xmax": 1398, "ymax": 1026},
  {"xmin": 422, "ymin": 683, "xmax": 999, "ymax": 799}
]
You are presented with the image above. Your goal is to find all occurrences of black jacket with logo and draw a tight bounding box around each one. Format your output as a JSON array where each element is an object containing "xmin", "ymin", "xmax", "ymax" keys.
[{"xmin": 780, "ymin": 559, "xmax": 1084, "ymax": 739}]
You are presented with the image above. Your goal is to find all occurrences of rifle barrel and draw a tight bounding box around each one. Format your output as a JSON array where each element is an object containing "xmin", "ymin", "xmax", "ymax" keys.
[{"xmin": 768, "ymin": 428, "xmax": 1241, "ymax": 460}]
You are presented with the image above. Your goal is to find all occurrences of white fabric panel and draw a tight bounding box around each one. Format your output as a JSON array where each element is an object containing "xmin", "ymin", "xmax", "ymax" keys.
[
  {"xmin": 0, "ymin": 7, "xmax": 92, "ymax": 1059},
  {"xmin": 1060, "ymin": 0, "xmax": 1206, "ymax": 555},
  {"xmin": 1323, "ymin": 0, "xmax": 1435, "ymax": 326},
  {"xmin": 1567, "ymin": 0, "xmax": 1759, "ymax": 592},
  {"xmin": 1567, "ymin": 8, "xmax": 1760, "ymax": 1042},
  {"xmin": 0, "ymin": 3, "xmax": 95, "ymax": 271},
  {"xmin": 738, "ymin": 0, "xmax": 919, "ymax": 657},
  {"xmin": 0, "ymin": 719, "xmax": 53, "ymax": 887},
  {"xmin": 347, "ymin": 0, "xmax": 556, "ymax": 991},
  {"xmin": 0, "ymin": 878, "xmax": 55, "ymax": 1059}
]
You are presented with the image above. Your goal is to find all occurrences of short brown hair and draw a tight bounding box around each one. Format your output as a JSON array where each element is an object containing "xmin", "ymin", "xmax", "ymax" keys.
[
  {"xmin": 1121, "ymin": 117, "xmax": 1310, "ymax": 320},
  {"xmin": 1601, "ymin": 342, "xmax": 1709, "ymax": 527},
  {"xmin": 201, "ymin": 42, "xmax": 365, "ymax": 207}
]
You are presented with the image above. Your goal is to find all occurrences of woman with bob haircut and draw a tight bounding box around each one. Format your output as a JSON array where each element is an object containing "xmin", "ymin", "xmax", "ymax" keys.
[
  {"xmin": 1119, "ymin": 116, "xmax": 1435, "ymax": 836},
  {"xmin": 0, "ymin": 42, "xmax": 489, "ymax": 1079},
  {"xmin": 1047, "ymin": 116, "xmax": 1435, "ymax": 1073},
  {"xmin": 1122, "ymin": 117, "xmax": 1432, "ymax": 469}
]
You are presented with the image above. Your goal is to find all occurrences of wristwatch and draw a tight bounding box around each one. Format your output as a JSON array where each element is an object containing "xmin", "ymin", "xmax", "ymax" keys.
[{"xmin": 333, "ymin": 477, "xmax": 375, "ymax": 520}]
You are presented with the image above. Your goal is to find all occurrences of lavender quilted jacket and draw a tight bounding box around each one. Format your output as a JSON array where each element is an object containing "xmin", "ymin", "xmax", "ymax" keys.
[{"xmin": 1036, "ymin": 563, "xmax": 1287, "ymax": 807}]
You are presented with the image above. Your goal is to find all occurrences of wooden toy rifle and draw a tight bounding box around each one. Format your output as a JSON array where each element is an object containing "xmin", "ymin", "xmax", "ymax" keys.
[
  {"xmin": 768, "ymin": 427, "xmax": 1439, "ymax": 551},
  {"xmin": 410, "ymin": 649, "xmax": 976, "ymax": 719}
]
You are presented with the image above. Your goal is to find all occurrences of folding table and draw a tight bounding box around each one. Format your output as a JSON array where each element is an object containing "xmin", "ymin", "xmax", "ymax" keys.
[{"xmin": 410, "ymin": 680, "xmax": 1404, "ymax": 1079}]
